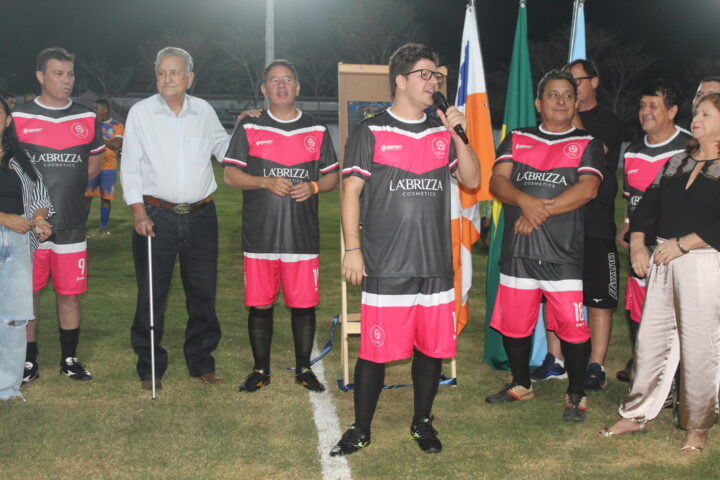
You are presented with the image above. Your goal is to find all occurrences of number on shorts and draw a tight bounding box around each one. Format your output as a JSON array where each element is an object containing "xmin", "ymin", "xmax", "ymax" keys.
[{"xmin": 78, "ymin": 257, "xmax": 86, "ymax": 277}]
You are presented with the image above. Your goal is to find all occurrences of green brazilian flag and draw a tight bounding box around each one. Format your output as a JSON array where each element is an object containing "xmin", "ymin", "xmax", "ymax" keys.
[{"xmin": 483, "ymin": 0, "xmax": 537, "ymax": 370}]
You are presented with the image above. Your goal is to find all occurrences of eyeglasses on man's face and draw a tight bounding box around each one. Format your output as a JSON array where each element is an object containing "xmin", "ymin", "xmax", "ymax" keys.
[{"xmin": 405, "ymin": 69, "xmax": 445, "ymax": 86}]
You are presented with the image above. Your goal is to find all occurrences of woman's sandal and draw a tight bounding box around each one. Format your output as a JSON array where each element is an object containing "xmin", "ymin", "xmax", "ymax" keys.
[
  {"xmin": 680, "ymin": 445, "xmax": 703, "ymax": 453},
  {"xmin": 680, "ymin": 431, "xmax": 707, "ymax": 453},
  {"xmin": 597, "ymin": 421, "xmax": 646, "ymax": 437}
]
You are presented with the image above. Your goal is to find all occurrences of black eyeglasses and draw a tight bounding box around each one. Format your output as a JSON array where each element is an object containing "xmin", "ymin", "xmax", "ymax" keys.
[
  {"xmin": 405, "ymin": 69, "xmax": 445, "ymax": 86},
  {"xmin": 573, "ymin": 75, "xmax": 594, "ymax": 84}
]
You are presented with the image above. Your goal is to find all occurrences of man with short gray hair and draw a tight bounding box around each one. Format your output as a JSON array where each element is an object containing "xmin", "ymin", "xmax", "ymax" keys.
[{"xmin": 120, "ymin": 46, "xmax": 229, "ymax": 390}]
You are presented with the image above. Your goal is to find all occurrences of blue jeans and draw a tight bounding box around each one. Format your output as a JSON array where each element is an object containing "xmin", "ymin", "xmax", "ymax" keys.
[
  {"xmin": 130, "ymin": 202, "xmax": 221, "ymax": 380},
  {"xmin": 0, "ymin": 227, "xmax": 32, "ymax": 400}
]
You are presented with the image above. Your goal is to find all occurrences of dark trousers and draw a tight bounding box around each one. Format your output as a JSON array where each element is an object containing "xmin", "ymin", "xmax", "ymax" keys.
[{"xmin": 130, "ymin": 202, "xmax": 221, "ymax": 380}]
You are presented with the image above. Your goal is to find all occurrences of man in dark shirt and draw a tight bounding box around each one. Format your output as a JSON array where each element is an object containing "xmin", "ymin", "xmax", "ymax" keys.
[
  {"xmin": 616, "ymin": 79, "xmax": 690, "ymax": 382},
  {"xmin": 485, "ymin": 70, "xmax": 603, "ymax": 423},
  {"xmin": 13, "ymin": 47, "xmax": 103, "ymax": 383},
  {"xmin": 224, "ymin": 59, "xmax": 339, "ymax": 394},
  {"xmin": 531, "ymin": 60, "xmax": 622, "ymax": 391},
  {"xmin": 330, "ymin": 43, "xmax": 480, "ymax": 456}
]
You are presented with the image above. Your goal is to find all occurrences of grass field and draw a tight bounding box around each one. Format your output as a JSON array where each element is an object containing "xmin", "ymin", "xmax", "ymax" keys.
[{"xmin": 0, "ymin": 165, "xmax": 717, "ymax": 480}]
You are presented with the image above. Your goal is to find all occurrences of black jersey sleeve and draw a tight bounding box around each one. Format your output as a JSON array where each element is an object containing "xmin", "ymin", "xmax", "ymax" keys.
[
  {"xmin": 494, "ymin": 133, "xmax": 513, "ymax": 164},
  {"xmin": 223, "ymin": 121, "xmax": 250, "ymax": 170},
  {"xmin": 343, "ymin": 123, "xmax": 374, "ymax": 181},
  {"xmin": 319, "ymin": 126, "xmax": 339, "ymax": 175},
  {"xmin": 578, "ymin": 138, "xmax": 605, "ymax": 180}
]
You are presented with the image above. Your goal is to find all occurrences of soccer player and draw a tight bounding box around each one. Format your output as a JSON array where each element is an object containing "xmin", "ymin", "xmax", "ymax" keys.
[
  {"xmin": 224, "ymin": 59, "xmax": 339, "ymax": 393},
  {"xmin": 531, "ymin": 60, "xmax": 623, "ymax": 390},
  {"xmin": 330, "ymin": 43, "xmax": 480, "ymax": 456},
  {"xmin": 12, "ymin": 47, "xmax": 104, "ymax": 382},
  {"xmin": 484, "ymin": 70, "xmax": 604, "ymax": 423},
  {"xmin": 615, "ymin": 79, "xmax": 690, "ymax": 382},
  {"xmin": 85, "ymin": 99, "xmax": 123, "ymax": 235}
]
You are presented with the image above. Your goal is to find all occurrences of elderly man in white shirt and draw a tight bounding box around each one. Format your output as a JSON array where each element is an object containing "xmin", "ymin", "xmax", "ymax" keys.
[{"xmin": 120, "ymin": 47, "xmax": 229, "ymax": 390}]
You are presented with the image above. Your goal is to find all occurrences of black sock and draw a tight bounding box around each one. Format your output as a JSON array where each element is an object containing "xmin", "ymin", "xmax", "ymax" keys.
[
  {"xmin": 291, "ymin": 307, "xmax": 316, "ymax": 371},
  {"xmin": 412, "ymin": 348, "xmax": 442, "ymax": 421},
  {"xmin": 353, "ymin": 358, "xmax": 385, "ymax": 434},
  {"xmin": 248, "ymin": 307, "xmax": 273, "ymax": 373},
  {"xmin": 561, "ymin": 339, "xmax": 591, "ymax": 396},
  {"xmin": 26, "ymin": 341, "xmax": 38, "ymax": 363},
  {"xmin": 502, "ymin": 335, "xmax": 532, "ymax": 388},
  {"xmin": 59, "ymin": 327, "xmax": 79, "ymax": 361}
]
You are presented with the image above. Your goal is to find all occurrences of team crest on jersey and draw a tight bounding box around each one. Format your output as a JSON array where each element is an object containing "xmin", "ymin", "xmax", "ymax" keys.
[
  {"xmin": 304, "ymin": 135, "xmax": 318, "ymax": 154},
  {"xmin": 431, "ymin": 137, "xmax": 449, "ymax": 159},
  {"xmin": 70, "ymin": 122, "xmax": 90, "ymax": 139},
  {"xmin": 370, "ymin": 325, "xmax": 385, "ymax": 348},
  {"xmin": 563, "ymin": 143, "xmax": 582, "ymax": 159}
]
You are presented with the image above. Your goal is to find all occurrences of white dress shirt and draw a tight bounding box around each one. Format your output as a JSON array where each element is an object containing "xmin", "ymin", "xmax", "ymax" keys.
[{"xmin": 120, "ymin": 93, "xmax": 229, "ymax": 205}]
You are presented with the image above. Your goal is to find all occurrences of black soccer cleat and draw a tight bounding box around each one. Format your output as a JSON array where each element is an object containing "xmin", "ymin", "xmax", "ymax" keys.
[
  {"xmin": 410, "ymin": 416, "xmax": 442, "ymax": 454},
  {"xmin": 59, "ymin": 357, "xmax": 93, "ymax": 381},
  {"xmin": 330, "ymin": 425, "xmax": 371, "ymax": 457},
  {"xmin": 238, "ymin": 369, "xmax": 271, "ymax": 393},
  {"xmin": 295, "ymin": 367, "xmax": 326, "ymax": 393},
  {"xmin": 23, "ymin": 361, "xmax": 39, "ymax": 384}
]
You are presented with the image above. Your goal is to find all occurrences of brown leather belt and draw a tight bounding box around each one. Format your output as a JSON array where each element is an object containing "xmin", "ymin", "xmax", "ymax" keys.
[{"xmin": 143, "ymin": 195, "xmax": 212, "ymax": 214}]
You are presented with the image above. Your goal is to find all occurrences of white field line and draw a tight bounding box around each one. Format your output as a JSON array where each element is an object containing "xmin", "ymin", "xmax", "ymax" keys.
[{"xmin": 308, "ymin": 343, "xmax": 353, "ymax": 480}]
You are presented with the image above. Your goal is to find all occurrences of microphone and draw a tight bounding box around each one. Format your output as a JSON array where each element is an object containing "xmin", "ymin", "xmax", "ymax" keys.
[{"xmin": 432, "ymin": 91, "xmax": 469, "ymax": 144}]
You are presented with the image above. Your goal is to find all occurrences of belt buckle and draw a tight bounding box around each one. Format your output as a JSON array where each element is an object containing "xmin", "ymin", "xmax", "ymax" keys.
[{"xmin": 173, "ymin": 203, "xmax": 191, "ymax": 214}]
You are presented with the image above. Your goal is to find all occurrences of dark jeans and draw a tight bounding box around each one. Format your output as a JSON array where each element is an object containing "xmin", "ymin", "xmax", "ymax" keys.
[{"xmin": 130, "ymin": 201, "xmax": 221, "ymax": 380}]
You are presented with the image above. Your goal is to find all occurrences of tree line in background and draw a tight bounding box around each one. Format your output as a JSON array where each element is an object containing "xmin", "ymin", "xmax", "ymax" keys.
[{"xmin": 1, "ymin": 0, "xmax": 717, "ymax": 135}]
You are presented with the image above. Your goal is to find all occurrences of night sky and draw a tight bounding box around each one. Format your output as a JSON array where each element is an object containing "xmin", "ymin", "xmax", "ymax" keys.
[{"xmin": 1, "ymin": 0, "xmax": 718, "ymax": 94}]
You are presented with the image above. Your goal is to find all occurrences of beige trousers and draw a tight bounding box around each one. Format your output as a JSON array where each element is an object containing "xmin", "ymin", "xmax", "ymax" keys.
[{"xmin": 619, "ymin": 242, "xmax": 720, "ymax": 432}]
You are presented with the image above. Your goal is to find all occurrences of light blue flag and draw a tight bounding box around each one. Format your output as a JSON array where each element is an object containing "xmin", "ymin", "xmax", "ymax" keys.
[{"xmin": 568, "ymin": 0, "xmax": 586, "ymax": 61}]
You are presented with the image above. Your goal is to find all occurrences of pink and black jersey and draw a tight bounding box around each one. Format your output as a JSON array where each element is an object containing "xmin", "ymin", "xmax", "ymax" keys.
[
  {"xmin": 343, "ymin": 110, "xmax": 457, "ymax": 278},
  {"xmin": 12, "ymin": 100, "xmax": 104, "ymax": 242},
  {"xmin": 496, "ymin": 126, "xmax": 604, "ymax": 265},
  {"xmin": 623, "ymin": 127, "xmax": 690, "ymax": 219},
  {"xmin": 224, "ymin": 110, "xmax": 338, "ymax": 254}
]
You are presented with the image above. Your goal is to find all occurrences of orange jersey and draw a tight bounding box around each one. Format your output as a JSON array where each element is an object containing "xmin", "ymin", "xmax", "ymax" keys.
[{"xmin": 100, "ymin": 118, "xmax": 124, "ymax": 170}]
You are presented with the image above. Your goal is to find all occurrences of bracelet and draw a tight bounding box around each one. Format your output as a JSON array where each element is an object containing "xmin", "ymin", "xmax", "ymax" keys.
[
  {"xmin": 34, "ymin": 216, "xmax": 46, "ymax": 222},
  {"xmin": 623, "ymin": 218, "xmax": 630, "ymax": 224},
  {"xmin": 676, "ymin": 238, "xmax": 689, "ymax": 254},
  {"xmin": 311, "ymin": 181, "xmax": 319, "ymax": 194},
  {"xmin": 345, "ymin": 247, "xmax": 360, "ymax": 252}
]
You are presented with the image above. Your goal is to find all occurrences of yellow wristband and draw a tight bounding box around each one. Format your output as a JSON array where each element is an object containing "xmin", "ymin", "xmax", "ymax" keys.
[{"xmin": 311, "ymin": 181, "xmax": 320, "ymax": 194}]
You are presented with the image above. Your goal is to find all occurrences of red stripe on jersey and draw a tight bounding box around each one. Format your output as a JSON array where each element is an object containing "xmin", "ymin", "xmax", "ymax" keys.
[
  {"xmin": 511, "ymin": 132, "xmax": 592, "ymax": 171},
  {"xmin": 244, "ymin": 124, "xmax": 325, "ymax": 167},
  {"xmin": 320, "ymin": 162, "xmax": 339, "ymax": 174},
  {"xmin": 343, "ymin": 166, "xmax": 371, "ymax": 177},
  {"xmin": 13, "ymin": 113, "xmax": 99, "ymax": 151},
  {"xmin": 224, "ymin": 157, "xmax": 247, "ymax": 167},
  {"xmin": 370, "ymin": 127, "xmax": 452, "ymax": 175},
  {"xmin": 624, "ymin": 152, "xmax": 678, "ymax": 193},
  {"xmin": 578, "ymin": 166, "xmax": 603, "ymax": 180}
]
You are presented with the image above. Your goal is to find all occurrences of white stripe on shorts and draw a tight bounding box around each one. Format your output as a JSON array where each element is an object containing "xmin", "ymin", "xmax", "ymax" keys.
[
  {"xmin": 243, "ymin": 252, "xmax": 318, "ymax": 262},
  {"xmin": 499, "ymin": 273, "xmax": 582, "ymax": 292},
  {"xmin": 361, "ymin": 288, "xmax": 455, "ymax": 308},
  {"xmin": 36, "ymin": 240, "xmax": 86, "ymax": 254}
]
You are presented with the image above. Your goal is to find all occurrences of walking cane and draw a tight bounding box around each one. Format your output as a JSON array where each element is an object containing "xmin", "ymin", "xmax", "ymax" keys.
[{"xmin": 147, "ymin": 235, "xmax": 157, "ymax": 400}]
